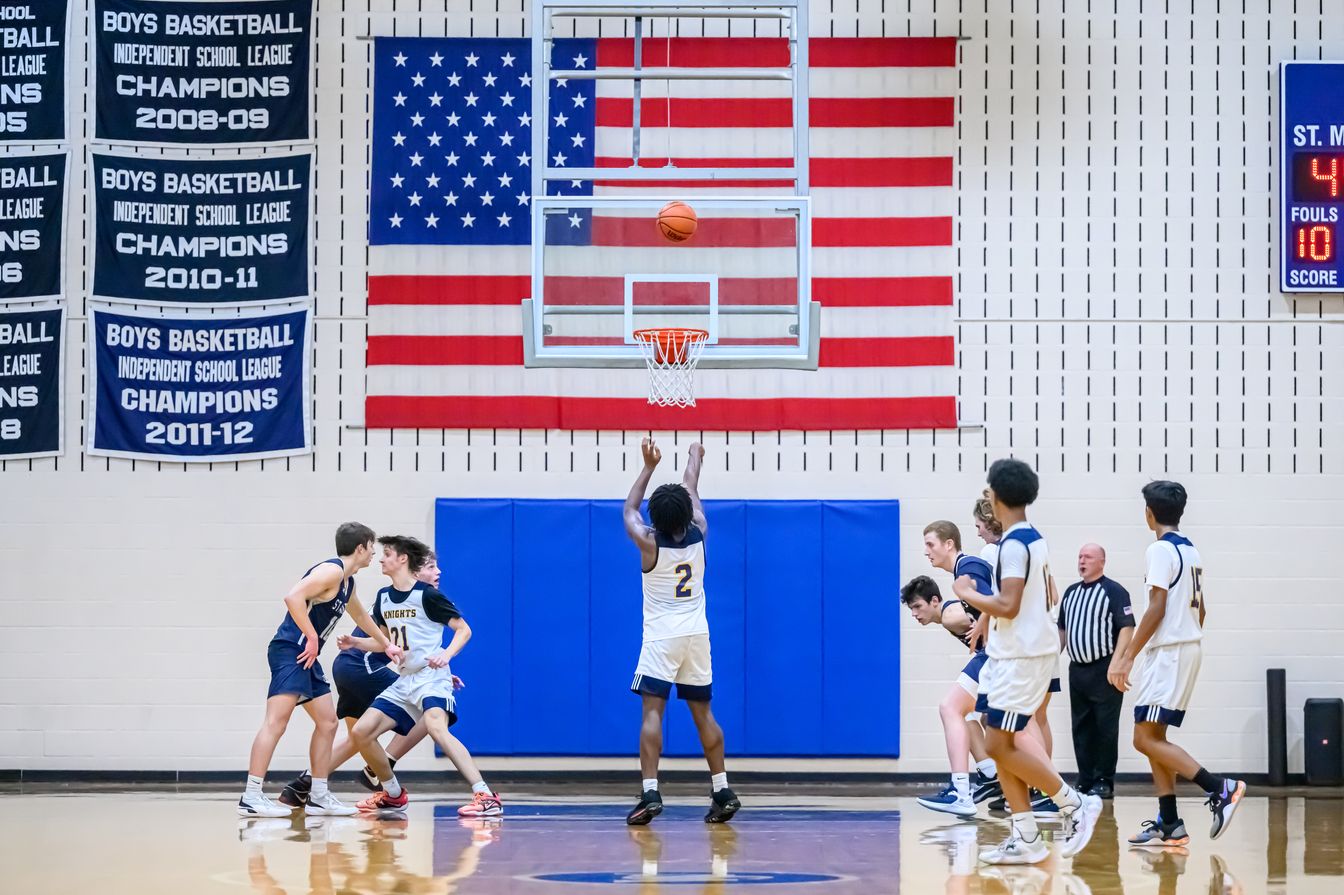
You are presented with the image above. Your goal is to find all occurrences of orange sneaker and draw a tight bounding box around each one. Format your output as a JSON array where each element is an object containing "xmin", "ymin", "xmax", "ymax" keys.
[
  {"xmin": 457, "ymin": 790, "xmax": 503, "ymax": 817},
  {"xmin": 357, "ymin": 788, "xmax": 409, "ymax": 811}
]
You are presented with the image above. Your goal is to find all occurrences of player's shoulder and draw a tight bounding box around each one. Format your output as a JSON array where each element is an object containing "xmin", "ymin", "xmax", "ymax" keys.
[{"xmin": 957, "ymin": 554, "xmax": 992, "ymax": 576}]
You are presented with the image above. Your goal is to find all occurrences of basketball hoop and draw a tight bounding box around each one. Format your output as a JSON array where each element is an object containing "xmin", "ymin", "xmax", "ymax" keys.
[{"xmin": 632, "ymin": 327, "xmax": 709, "ymax": 408}]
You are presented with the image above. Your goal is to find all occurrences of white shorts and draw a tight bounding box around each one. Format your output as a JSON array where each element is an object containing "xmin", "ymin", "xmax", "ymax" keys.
[
  {"xmin": 980, "ymin": 654, "xmax": 1056, "ymax": 732},
  {"xmin": 631, "ymin": 633, "xmax": 713, "ymax": 701},
  {"xmin": 370, "ymin": 666, "xmax": 457, "ymax": 736},
  {"xmin": 1133, "ymin": 641, "xmax": 1202, "ymax": 727}
]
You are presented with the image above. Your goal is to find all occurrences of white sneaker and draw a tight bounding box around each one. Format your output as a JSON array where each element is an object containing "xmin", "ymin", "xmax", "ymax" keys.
[
  {"xmin": 1058, "ymin": 793, "xmax": 1103, "ymax": 858},
  {"xmin": 979, "ymin": 866, "xmax": 1051, "ymax": 894},
  {"xmin": 979, "ymin": 833, "xmax": 1050, "ymax": 865},
  {"xmin": 238, "ymin": 792, "xmax": 293, "ymax": 817},
  {"xmin": 305, "ymin": 790, "xmax": 358, "ymax": 816},
  {"xmin": 916, "ymin": 784, "xmax": 978, "ymax": 818}
]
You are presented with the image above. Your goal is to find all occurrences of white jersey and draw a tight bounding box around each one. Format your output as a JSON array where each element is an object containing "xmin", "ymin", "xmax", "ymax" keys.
[
  {"xmin": 373, "ymin": 581, "xmax": 462, "ymax": 674},
  {"xmin": 988, "ymin": 522, "xmax": 1058, "ymax": 659},
  {"xmin": 980, "ymin": 541, "xmax": 1000, "ymax": 570},
  {"xmin": 1144, "ymin": 533, "xmax": 1204, "ymax": 647},
  {"xmin": 642, "ymin": 525, "xmax": 709, "ymax": 642}
]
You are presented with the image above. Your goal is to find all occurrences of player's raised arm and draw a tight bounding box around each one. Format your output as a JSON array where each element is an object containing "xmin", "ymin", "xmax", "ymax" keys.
[
  {"xmin": 683, "ymin": 442, "xmax": 708, "ymax": 536},
  {"xmin": 283, "ymin": 562, "xmax": 341, "ymax": 668},
  {"xmin": 623, "ymin": 437, "xmax": 661, "ymax": 563}
]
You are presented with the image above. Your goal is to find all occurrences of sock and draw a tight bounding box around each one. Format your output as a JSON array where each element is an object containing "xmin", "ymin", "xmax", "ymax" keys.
[
  {"xmin": 951, "ymin": 773, "xmax": 971, "ymax": 799},
  {"xmin": 976, "ymin": 759, "xmax": 998, "ymax": 779},
  {"xmin": 1011, "ymin": 812, "xmax": 1040, "ymax": 840},
  {"xmin": 310, "ymin": 777, "xmax": 329, "ymax": 799},
  {"xmin": 245, "ymin": 774, "xmax": 264, "ymax": 797},
  {"xmin": 1052, "ymin": 783, "xmax": 1083, "ymax": 811},
  {"xmin": 711, "ymin": 772, "xmax": 728, "ymax": 793},
  {"xmin": 382, "ymin": 775, "xmax": 402, "ymax": 798},
  {"xmin": 472, "ymin": 780, "xmax": 491, "ymax": 796},
  {"xmin": 643, "ymin": 778, "xmax": 659, "ymax": 793},
  {"xmin": 1192, "ymin": 767, "xmax": 1225, "ymax": 795},
  {"xmin": 1158, "ymin": 794, "xmax": 1179, "ymax": 825}
]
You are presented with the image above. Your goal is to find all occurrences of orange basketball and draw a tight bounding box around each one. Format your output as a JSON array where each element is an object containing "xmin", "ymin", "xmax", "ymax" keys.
[{"xmin": 657, "ymin": 201, "xmax": 698, "ymax": 242}]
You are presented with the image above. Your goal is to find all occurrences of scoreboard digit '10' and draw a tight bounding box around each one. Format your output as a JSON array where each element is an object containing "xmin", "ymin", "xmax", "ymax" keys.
[{"xmin": 1282, "ymin": 62, "xmax": 1344, "ymax": 292}]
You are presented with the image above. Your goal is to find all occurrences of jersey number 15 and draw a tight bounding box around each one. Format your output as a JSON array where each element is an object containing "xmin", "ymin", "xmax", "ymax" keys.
[{"xmin": 1190, "ymin": 567, "xmax": 1205, "ymax": 612}]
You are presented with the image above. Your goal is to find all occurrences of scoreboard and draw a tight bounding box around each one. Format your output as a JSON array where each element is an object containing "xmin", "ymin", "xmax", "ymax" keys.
[{"xmin": 1281, "ymin": 62, "xmax": 1344, "ymax": 292}]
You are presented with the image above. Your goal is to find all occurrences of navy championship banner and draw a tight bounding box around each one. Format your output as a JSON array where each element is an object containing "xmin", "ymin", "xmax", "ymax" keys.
[
  {"xmin": 89, "ymin": 305, "xmax": 311, "ymax": 461},
  {"xmin": 0, "ymin": 1, "xmax": 68, "ymax": 143},
  {"xmin": 94, "ymin": 0, "xmax": 313, "ymax": 146},
  {"xmin": 0, "ymin": 151, "xmax": 67, "ymax": 304},
  {"xmin": 0, "ymin": 305, "xmax": 63, "ymax": 459},
  {"xmin": 92, "ymin": 152, "xmax": 311, "ymax": 305}
]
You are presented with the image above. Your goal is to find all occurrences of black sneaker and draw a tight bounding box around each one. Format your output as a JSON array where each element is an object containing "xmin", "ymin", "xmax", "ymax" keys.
[
  {"xmin": 278, "ymin": 772, "xmax": 312, "ymax": 808},
  {"xmin": 626, "ymin": 789, "xmax": 663, "ymax": 825},
  {"xmin": 973, "ymin": 771, "xmax": 1003, "ymax": 804},
  {"xmin": 705, "ymin": 787, "xmax": 741, "ymax": 824},
  {"xmin": 360, "ymin": 757, "xmax": 396, "ymax": 792},
  {"xmin": 987, "ymin": 794, "xmax": 1009, "ymax": 813},
  {"xmin": 1206, "ymin": 779, "xmax": 1246, "ymax": 840}
]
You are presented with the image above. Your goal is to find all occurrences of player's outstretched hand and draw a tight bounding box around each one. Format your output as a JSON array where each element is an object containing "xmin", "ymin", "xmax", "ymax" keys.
[
  {"xmin": 385, "ymin": 643, "xmax": 405, "ymax": 665},
  {"xmin": 967, "ymin": 612, "xmax": 989, "ymax": 652},
  {"xmin": 688, "ymin": 442, "xmax": 705, "ymax": 461},
  {"xmin": 452, "ymin": 674, "xmax": 466, "ymax": 690},
  {"xmin": 641, "ymin": 436, "xmax": 662, "ymax": 468},
  {"xmin": 297, "ymin": 638, "xmax": 320, "ymax": 669},
  {"xmin": 428, "ymin": 651, "xmax": 450, "ymax": 669},
  {"xmin": 336, "ymin": 634, "xmax": 356, "ymax": 652},
  {"xmin": 1107, "ymin": 655, "xmax": 1132, "ymax": 692}
]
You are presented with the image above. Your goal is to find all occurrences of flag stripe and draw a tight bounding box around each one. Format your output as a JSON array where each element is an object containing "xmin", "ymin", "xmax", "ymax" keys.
[
  {"xmin": 368, "ymin": 274, "xmax": 953, "ymax": 308},
  {"xmin": 366, "ymin": 394, "xmax": 959, "ymax": 431},
  {"xmin": 594, "ymin": 97, "xmax": 954, "ymax": 129},
  {"xmin": 589, "ymin": 156, "xmax": 953, "ymax": 188},
  {"xmin": 592, "ymin": 37, "xmax": 957, "ymax": 69},
  {"xmin": 583, "ymin": 215, "xmax": 951, "ymax": 248},
  {"xmin": 367, "ymin": 335, "xmax": 952, "ymax": 368}
]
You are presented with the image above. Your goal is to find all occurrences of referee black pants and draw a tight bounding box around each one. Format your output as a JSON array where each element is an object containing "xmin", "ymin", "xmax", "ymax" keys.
[{"xmin": 1069, "ymin": 656, "xmax": 1123, "ymax": 790}]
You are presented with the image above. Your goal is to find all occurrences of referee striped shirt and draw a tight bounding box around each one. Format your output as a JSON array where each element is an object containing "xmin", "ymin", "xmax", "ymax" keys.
[{"xmin": 1058, "ymin": 576, "xmax": 1135, "ymax": 664}]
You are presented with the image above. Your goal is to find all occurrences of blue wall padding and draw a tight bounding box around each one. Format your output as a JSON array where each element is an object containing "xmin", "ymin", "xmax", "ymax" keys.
[{"xmin": 435, "ymin": 498, "xmax": 899, "ymax": 756}]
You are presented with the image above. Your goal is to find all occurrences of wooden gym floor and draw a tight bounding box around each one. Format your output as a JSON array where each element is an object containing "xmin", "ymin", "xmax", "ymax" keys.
[{"xmin": 1, "ymin": 785, "xmax": 1341, "ymax": 893}]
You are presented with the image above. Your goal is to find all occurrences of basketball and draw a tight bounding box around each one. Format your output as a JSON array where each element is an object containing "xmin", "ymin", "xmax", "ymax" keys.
[{"xmin": 657, "ymin": 200, "xmax": 698, "ymax": 242}]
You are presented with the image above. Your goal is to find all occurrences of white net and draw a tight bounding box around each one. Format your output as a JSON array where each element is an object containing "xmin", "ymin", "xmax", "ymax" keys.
[{"xmin": 632, "ymin": 328, "xmax": 709, "ymax": 408}]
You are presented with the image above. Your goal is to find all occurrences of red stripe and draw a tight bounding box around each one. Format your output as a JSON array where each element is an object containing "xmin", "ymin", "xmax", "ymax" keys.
[
  {"xmin": 812, "ymin": 277, "xmax": 953, "ymax": 307},
  {"xmin": 369, "ymin": 275, "xmax": 953, "ymax": 308},
  {"xmin": 366, "ymin": 395, "xmax": 958, "ymax": 431},
  {"xmin": 591, "ymin": 156, "xmax": 953, "ymax": 188},
  {"xmin": 594, "ymin": 37, "xmax": 957, "ymax": 69},
  {"xmin": 368, "ymin": 335, "xmax": 951, "ymax": 368},
  {"xmin": 591, "ymin": 215, "xmax": 797, "ymax": 247},
  {"xmin": 814, "ymin": 217, "xmax": 952, "ymax": 248},
  {"xmin": 595, "ymin": 97, "xmax": 953, "ymax": 129}
]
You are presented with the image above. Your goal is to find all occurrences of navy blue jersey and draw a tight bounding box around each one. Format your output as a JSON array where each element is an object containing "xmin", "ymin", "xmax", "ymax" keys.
[
  {"xmin": 272, "ymin": 558, "xmax": 354, "ymax": 650},
  {"xmin": 338, "ymin": 623, "xmax": 393, "ymax": 671},
  {"xmin": 945, "ymin": 553, "xmax": 994, "ymax": 649}
]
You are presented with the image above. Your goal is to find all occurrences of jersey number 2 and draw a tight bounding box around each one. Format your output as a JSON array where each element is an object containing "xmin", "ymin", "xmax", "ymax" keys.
[
  {"xmin": 674, "ymin": 563, "xmax": 693, "ymax": 599},
  {"xmin": 1190, "ymin": 567, "xmax": 1204, "ymax": 611}
]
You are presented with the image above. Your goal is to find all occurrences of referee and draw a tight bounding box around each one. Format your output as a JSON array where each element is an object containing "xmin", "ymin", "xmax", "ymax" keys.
[{"xmin": 1058, "ymin": 543, "xmax": 1135, "ymax": 799}]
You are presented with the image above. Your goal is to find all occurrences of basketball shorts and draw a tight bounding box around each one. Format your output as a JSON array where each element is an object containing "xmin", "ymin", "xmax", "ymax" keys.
[
  {"xmin": 631, "ymin": 633, "xmax": 713, "ymax": 702},
  {"xmin": 957, "ymin": 650, "xmax": 990, "ymax": 697},
  {"xmin": 371, "ymin": 667, "xmax": 458, "ymax": 735},
  {"xmin": 332, "ymin": 652, "xmax": 399, "ymax": 721},
  {"xmin": 980, "ymin": 654, "xmax": 1056, "ymax": 732},
  {"xmin": 1133, "ymin": 640, "xmax": 1202, "ymax": 727},
  {"xmin": 266, "ymin": 639, "xmax": 331, "ymax": 704}
]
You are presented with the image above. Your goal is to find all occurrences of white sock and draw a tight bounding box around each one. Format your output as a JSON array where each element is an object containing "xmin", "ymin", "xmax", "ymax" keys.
[
  {"xmin": 382, "ymin": 775, "xmax": 402, "ymax": 798},
  {"xmin": 310, "ymin": 777, "xmax": 329, "ymax": 798},
  {"xmin": 711, "ymin": 772, "xmax": 728, "ymax": 793},
  {"xmin": 245, "ymin": 774, "xmax": 264, "ymax": 797},
  {"xmin": 976, "ymin": 759, "xmax": 998, "ymax": 778},
  {"xmin": 642, "ymin": 778, "xmax": 659, "ymax": 793},
  {"xmin": 1011, "ymin": 811, "xmax": 1039, "ymax": 840},
  {"xmin": 472, "ymin": 780, "xmax": 491, "ymax": 796},
  {"xmin": 951, "ymin": 773, "xmax": 971, "ymax": 799},
  {"xmin": 1052, "ymin": 783, "xmax": 1082, "ymax": 811}
]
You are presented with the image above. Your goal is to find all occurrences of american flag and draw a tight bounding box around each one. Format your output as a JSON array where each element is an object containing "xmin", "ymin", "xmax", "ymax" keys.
[{"xmin": 366, "ymin": 35, "xmax": 958, "ymax": 430}]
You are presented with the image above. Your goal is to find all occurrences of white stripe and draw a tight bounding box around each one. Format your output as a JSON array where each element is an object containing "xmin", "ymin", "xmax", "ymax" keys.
[
  {"xmin": 593, "ymin": 68, "xmax": 954, "ymax": 100},
  {"xmin": 591, "ymin": 186, "xmax": 956, "ymax": 218},
  {"xmin": 595, "ymin": 126, "xmax": 955, "ymax": 159},
  {"xmin": 365, "ymin": 365, "xmax": 957, "ymax": 400},
  {"xmin": 369, "ymin": 305, "xmax": 951, "ymax": 339},
  {"xmin": 370, "ymin": 244, "xmax": 954, "ymax": 278}
]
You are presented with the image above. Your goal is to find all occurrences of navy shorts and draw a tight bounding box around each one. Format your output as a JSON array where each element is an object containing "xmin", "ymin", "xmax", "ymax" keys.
[
  {"xmin": 267, "ymin": 640, "xmax": 331, "ymax": 704},
  {"xmin": 1049, "ymin": 677, "xmax": 1062, "ymax": 693},
  {"xmin": 962, "ymin": 650, "xmax": 990, "ymax": 682},
  {"xmin": 332, "ymin": 653, "xmax": 399, "ymax": 721}
]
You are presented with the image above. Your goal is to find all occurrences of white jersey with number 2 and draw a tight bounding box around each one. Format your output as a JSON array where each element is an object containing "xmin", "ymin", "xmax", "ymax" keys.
[{"xmin": 642, "ymin": 525, "xmax": 709, "ymax": 642}]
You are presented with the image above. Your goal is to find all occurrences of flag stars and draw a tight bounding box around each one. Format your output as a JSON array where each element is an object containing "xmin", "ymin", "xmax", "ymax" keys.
[
  {"xmin": 483, "ymin": 73, "xmax": 498, "ymax": 87},
  {"xmin": 572, "ymin": 94, "xmax": 586, "ymax": 108},
  {"xmin": 464, "ymin": 92, "xmax": 479, "ymax": 107},
  {"xmin": 408, "ymin": 191, "xmax": 423, "ymax": 206},
  {"xmin": 430, "ymin": 51, "xmax": 444, "ymax": 66},
  {"xmin": 568, "ymin": 213, "xmax": 583, "ymax": 228},
  {"xmin": 409, "ymin": 152, "xmax": 424, "ymax": 166},
  {"xmin": 519, "ymin": 73, "xmax": 532, "ymax": 87},
  {"xmin": 390, "ymin": 173, "xmax": 405, "ymax": 188},
  {"xmin": 444, "ymin": 151, "xmax": 460, "ymax": 166},
  {"xmin": 498, "ymin": 172, "xmax": 513, "ymax": 187},
  {"xmin": 427, "ymin": 132, "xmax": 442, "ymax": 146},
  {"xmin": 554, "ymin": 112, "xmax": 568, "ymax": 128},
  {"xmin": 446, "ymin": 112, "xmax": 461, "ymax": 127},
  {"xmin": 410, "ymin": 111, "xmax": 425, "ymax": 126},
  {"xmin": 428, "ymin": 92, "xmax": 443, "ymax": 107},
  {"xmin": 571, "ymin": 179, "xmax": 583, "ymax": 189},
  {"xmin": 481, "ymin": 191, "xmax": 495, "ymax": 206},
  {"xmin": 392, "ymin": 131, "xmax": 407, "ymax": 146},
  {"xmin": 425, "ymin": 213, "xmax": 439, "ymax": 228},
  {"xmin": 462, "ymin": 173, "xmax": 477, "ymax": 188},
  {"xmin": 497, "ymin": 212, "xmax": 512, "ymax": 227},
  {"xmin": 501, "ymin": 52, "xmax": 516, "ymax": 67},
  {"xmin": 556, "ymin": 77, "xmax": 569, "ymax": 88},
  {"xmin": 393, "ymin": 92, "xmax": 407, "ymax": 106},
  {"xmin": 499, "ymin": 131, "xmax": 515, "ymax": 147},
  {"xmin": 518, "ymin": 112, "xmax": 532, "ymax": 128},
  {"xmin": 461, "ymin": 212, "xmax": 476, "ymax": 227},
  {"xmin": 573, "ymin": 53, "xmax": 588, "ymax": 68},
  {"xmin": 500, "ymin": 92, "xmax": 515, "ymax": 107},
  {"xmin": 481, "ymin": 151, "xmax": 496, "ymax": 166},
  {"xmin": 571, "ymin": 133, "xmax": 586, "ymax": 148},
  {"xmin": 426, "ymin": 174, "xmax": 440, "ymax": 188},
  {"xmin": 517, "ymin": 152, "xmax": 531, "ymax": 166},
  {"xmin": 393, "ymin": 52, "xmax": 407, "ymax": 66},
  {"xmin": 447, "ymin": 72, "xmax": 462, "ymax": 87},
  {"xmin": 482, "ymin": 112, "xmax": 497, "ymax": 127},
  {"xmin": 411, "ymin": 72, "xmax": 426, "ymax": 87},
  {"xmin": 552, "ymin": 152, "xmax": 567, "ymax": 166},
  {"xmin": 465, "ymin": 52, "xmax": 479, "ymax": 67},
  {"xmin": 443, "ymin": 192, "xmax": 458, "ymax": 206},
  {"xmin": 463, "ymin": 132, "xmax": 479, "ymax": 147},
  {"xmin": 389, "ymin": 212, "xmax": 403, "ymax": 227},
  {"xmin": 516, "ymin": 191, "xmax": 530, "ymax": 206}
]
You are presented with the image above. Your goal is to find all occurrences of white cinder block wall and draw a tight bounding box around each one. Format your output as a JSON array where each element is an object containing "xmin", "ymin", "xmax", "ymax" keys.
[{"xmin": 1, "ymin": 1, "xmax": 1341, "ymax": 775}]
